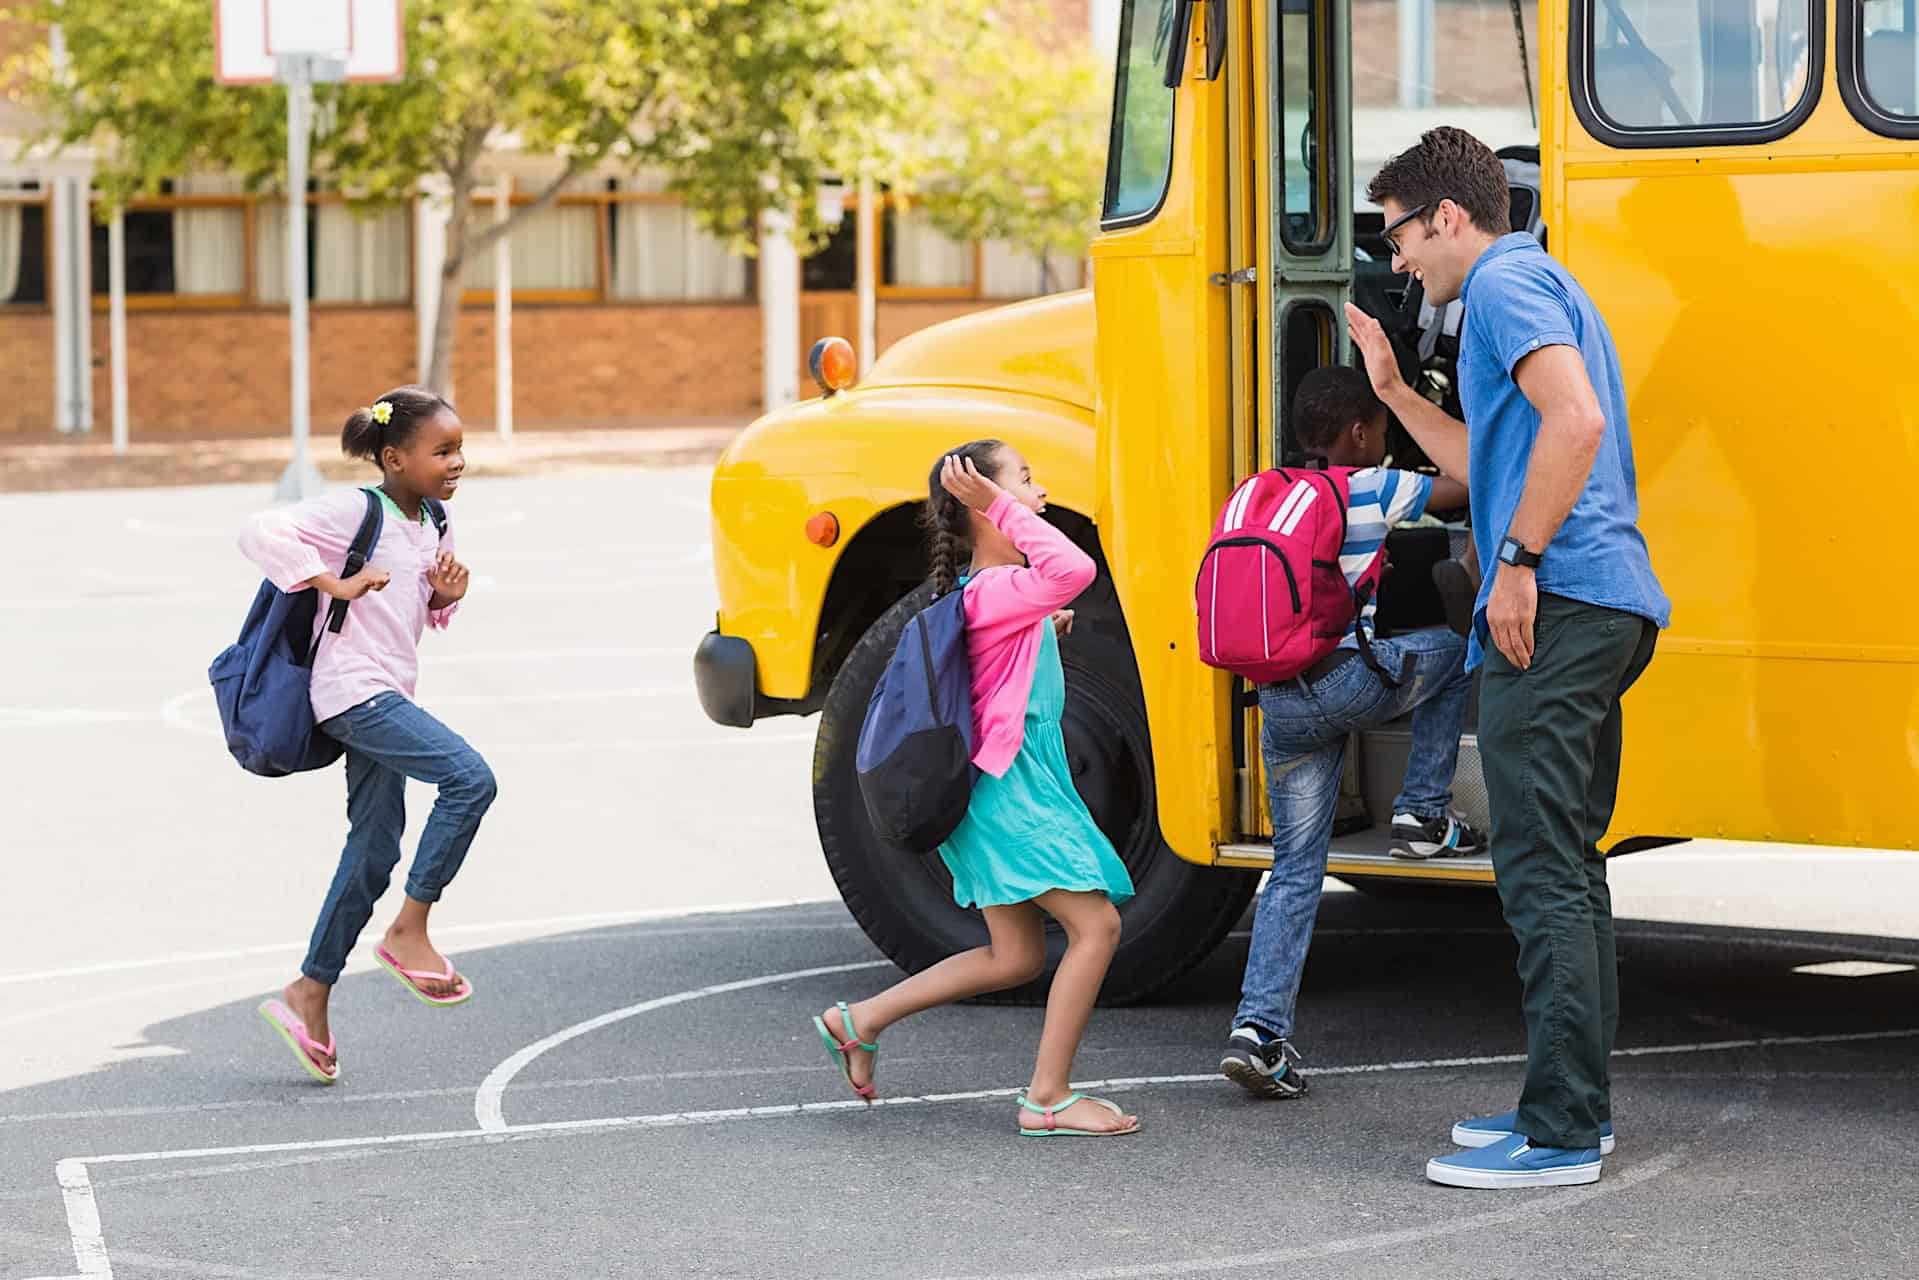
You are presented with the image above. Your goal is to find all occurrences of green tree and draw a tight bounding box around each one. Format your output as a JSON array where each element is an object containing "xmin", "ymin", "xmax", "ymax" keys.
[
  {"xmin": 5, "ymin": 0, "xmax": 986, "ymax": 395},
  {"xmin": 908, "ymin": 2, "xmax": 1110, "ymax": 292}
]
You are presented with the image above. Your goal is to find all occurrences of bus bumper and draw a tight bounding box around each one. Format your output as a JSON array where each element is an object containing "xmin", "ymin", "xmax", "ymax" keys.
[{"xmin": 693, "ymin": 631, "xmax": 758, "ymax": 728}]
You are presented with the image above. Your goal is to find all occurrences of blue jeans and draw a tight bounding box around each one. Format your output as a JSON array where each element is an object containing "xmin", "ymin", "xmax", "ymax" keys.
[
  {"xmin": 303, "ymin": 692, "xmax": 497, "ymax": 984},
  {"xmin": 1233, "ymin": 628, "xmax": 1472, "ymax": 1039}
]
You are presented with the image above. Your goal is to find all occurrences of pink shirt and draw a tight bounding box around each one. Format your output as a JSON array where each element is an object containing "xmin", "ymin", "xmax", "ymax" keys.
[
  {"xmin": 237, "ymin": 489, "xmax": 459, "ymax": 724},
  {"xmin": 962, "ymin": 495, "xmax": 1096, "ymax": 777}
]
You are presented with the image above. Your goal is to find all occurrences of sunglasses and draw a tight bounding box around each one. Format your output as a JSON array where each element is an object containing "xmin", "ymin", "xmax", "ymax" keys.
[{"xmin": 1381, "ymin": 202, "xmax": 1431, "ymax": 259}]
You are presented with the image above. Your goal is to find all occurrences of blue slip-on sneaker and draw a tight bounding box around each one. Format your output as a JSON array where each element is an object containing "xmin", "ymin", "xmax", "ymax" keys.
[
  {"xmin": 1426, "ymin": 1133, "xmax": 1603, "ymax": 1189},
  {"xmin": 1452, "ymin": 1109, "xmax": 1615, "ymax": 1155}
]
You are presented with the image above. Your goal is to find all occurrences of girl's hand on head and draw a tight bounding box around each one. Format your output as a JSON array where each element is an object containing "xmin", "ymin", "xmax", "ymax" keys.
[
  {"xmin": 940, "ymin": 455, "xmax": 1004, "ymax": 513},
  {"xmin": 427, "ymin": 552, "xmax": 470, "ymax": 603},
  {"xmin": 1051, "ymin": 609, "xmax": 1074, "ymax": 637}
]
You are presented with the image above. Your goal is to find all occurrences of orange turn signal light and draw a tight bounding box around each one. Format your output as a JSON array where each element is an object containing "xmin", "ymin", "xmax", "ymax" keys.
[
  {"xmin": 806, "ymin": 512, "xmax": 841, "ymax": 548},
  {"xmin": 809, "ymin": 336, "xmax": 857, "ymax": 396}
]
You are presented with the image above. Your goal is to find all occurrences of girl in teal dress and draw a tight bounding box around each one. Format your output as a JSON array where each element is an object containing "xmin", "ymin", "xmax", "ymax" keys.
[{"xmin": 812, "ymin": 441, "xmax": 1140, "ymax": 1137}]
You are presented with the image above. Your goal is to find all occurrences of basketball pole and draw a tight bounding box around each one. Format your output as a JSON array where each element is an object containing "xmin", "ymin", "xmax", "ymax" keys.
[{"xmin": 273, "ymin": 59, "xmax": 328, "ymax": 502}]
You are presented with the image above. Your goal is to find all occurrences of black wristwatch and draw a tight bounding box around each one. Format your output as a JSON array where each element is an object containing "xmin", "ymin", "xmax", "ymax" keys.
[{"xmin": 1497, "ymin": 535, "xmax": 1542, "ymax": 569}]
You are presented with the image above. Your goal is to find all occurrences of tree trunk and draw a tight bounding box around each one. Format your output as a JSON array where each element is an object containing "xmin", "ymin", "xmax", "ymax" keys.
[
  {"xmin": 423, "ymin": 153, "xmax": 584, "ymax": 399},
  {"xmin": 425, "ymin": 177, "xmax": 474, "ymax": 398}
]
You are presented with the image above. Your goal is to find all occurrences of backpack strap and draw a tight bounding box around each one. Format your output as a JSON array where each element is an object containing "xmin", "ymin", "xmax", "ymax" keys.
[
  {"xmin": 424, "ymin": 497, "xmax": 449, "ymax": 539},
  {"xmin": 311, "ymin": 490, "xmax": 386, "ymax": 659}
]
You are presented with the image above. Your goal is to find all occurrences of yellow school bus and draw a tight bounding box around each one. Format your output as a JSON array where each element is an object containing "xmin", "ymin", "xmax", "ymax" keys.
[{"xmin": 694, "ymin": 0, "xmax": 1919, "ymax": 1000}]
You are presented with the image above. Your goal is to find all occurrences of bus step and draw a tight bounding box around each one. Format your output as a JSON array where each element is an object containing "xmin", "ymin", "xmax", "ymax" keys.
[{"xmin": 1218, "ymin": 830, "xmax": 1496, "ymax": 881}]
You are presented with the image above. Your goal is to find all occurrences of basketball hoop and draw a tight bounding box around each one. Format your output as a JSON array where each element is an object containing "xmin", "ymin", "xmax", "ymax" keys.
[
  {"xmin": 213, "ymin": 0, "xmax": 405, "ymax": 87},
  {"xmin": 212, "ymin": 0, "xmax": 407, "ymax": 499}
]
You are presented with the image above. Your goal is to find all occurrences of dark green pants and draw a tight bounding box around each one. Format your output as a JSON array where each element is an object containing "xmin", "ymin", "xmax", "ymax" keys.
[{"xmin": 1480, "ymin": 592, "xmax": 1657, "ymax": 1150}]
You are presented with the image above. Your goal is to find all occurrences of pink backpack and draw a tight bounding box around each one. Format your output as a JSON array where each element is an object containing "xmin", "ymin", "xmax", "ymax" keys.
[{"xmin": 1195, "ymin": 467, "xmax": 1389, "ymax": 686}]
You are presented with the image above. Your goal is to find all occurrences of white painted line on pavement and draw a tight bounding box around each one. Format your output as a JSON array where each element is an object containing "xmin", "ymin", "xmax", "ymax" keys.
[
  {"xmin": 55, "ymin": 1160, "xmax": 110, "ymax": 1277},
  {"xmin": 474, "ymin": 959, "xmax": 894, "ymax": 1131},
  {"xmin": 0, "ymin": 898, "xmax": 836, "ymax": 986},
  {"xmin": 45, "ymin": 1026, "xmax": 1919, "ymax": 1277}
]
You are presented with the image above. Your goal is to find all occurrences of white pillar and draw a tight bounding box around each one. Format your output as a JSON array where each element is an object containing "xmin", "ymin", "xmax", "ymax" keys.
[
  {"xmin": 414, "ymin": 176, "xmax": 450, "ymax": 387},
  {"xmin": 492, "ymin": 175, "xmax": 513, "ymax": 443},
  {"xmin": 274, "ymin": 77, "xmax": 325, "ymax": 502},
  {"xmin": 855, "ymin": 179, "xmax": 878, "ymax": 376},
  {"xmin": 108, "ymin": 207, "xmax": 128, "ymax": 455},
  {"xmin": 49, "ymin": 175, "xmax": 92, "ymax": 434},
  {"xmin": 758, "ymin": 208, "xmax": 801, "ymax": 412},
  {"xmin": 1399, "ymin": 0, "xmax": 1436, "ymax": 109}
]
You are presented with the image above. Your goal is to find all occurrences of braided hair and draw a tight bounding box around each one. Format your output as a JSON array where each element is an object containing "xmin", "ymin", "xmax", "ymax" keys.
[{"xmin": 922, "ymin": 439, "xmax": 1007, "ymax": 597}]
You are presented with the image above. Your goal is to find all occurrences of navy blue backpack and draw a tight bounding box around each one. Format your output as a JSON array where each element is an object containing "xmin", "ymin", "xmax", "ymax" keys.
[
  {"xmin": 854, "ymin": 588, "xmax": 978, "ymax": 852},
  {"xmin": 208, "ymin": 491, "xmax": 442, "ymax": 777}
]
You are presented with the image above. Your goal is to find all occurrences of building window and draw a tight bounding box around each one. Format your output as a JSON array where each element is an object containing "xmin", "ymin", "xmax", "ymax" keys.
[
  {"xmin": 462, "ymin": 174, "xmax": 753, "ymax": 304},
  {"xmin": 797, "ymin": 192, "xmax": 1082, "ymax": 302},
  {"xmin": 883, "ymin": 204, "xmax": 976, "ymax": 295},
  {"xmin": 463, "ymin": 189, "xmax": 601, "ymax": 300},
  {"xmin": 255, "ymin": 196, "xmax": 411, "ymax": 305},
  {"xmin": 0, "ymin": 182, "xmax": 50, "ymax": 308},
  {"xmin": 91, "ymin": 175, "xmax": 253, "ymax": 305},
  {"xmin": 980, "ymin": 240, "xmax": 1083, "ymax": 299},
  {"xmin": 608, "ymin": 176, "xmax": 751, "ymax": 302},
  {"xmin": 1572, "ymin": 0, "xmax": 1822, "ymax": 147}
]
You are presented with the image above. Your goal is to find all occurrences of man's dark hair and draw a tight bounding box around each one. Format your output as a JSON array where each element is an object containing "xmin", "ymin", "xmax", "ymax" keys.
[
  {"xmin": 1366, "ymin": 125, "xmax": 1510, "ymax": 236},
  {"xmin": 1293, "ymin": 365, "xmax": 1382, "ymax": 452}
]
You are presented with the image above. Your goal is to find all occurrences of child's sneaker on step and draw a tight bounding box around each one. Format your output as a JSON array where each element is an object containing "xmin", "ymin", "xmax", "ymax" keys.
[
  {"xmin": 1426, "ymin": 1133, "xmax": 1603, "ymax": 1188},
  {"xmin": 1219, "ymin": 1026, "xmax": 1308, "ymax": 1099},
  {"xmin": 1453, "ymin": 1109, "xmax": 1615, "ymax": 1155},
  {"xmin": 1390, "ymin": 810, "xmax": 1485, "ymax": 860}
]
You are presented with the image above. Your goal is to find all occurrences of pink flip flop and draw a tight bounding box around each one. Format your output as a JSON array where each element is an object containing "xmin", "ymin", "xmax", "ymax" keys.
[
  {"xmin": 257, "ymin": 999, "xmax": 339, "ymax": 1084},
  {"xmin": 375, "ymin": 943, "xmax": 474, "ymax": 1007}
]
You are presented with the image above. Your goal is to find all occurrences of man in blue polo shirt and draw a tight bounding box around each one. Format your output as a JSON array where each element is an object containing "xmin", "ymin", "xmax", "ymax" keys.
[{"xmin": 1346, "ymin": 126, "xmax": 1670, "ymax": 1189}]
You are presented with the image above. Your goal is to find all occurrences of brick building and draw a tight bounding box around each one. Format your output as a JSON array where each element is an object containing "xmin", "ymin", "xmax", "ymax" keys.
[{"xmin": 0, "ymin": 1, "xmax": 1538, "ymax": 440}]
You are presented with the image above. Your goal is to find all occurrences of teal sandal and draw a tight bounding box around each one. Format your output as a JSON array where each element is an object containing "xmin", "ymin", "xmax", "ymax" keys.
[
  {"xmin": 811, "ymin": 1001, "xmax": 879, "ymax": 1102},
  {"xmin": 1017, "ymin": 1092, "xmax": 1141, "ymax": 1137}
]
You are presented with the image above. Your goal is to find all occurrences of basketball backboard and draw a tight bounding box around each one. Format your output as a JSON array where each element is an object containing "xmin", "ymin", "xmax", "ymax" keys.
[{"xmin": 214, "ymin": 0, "xmax": 405, "ymax": 86}]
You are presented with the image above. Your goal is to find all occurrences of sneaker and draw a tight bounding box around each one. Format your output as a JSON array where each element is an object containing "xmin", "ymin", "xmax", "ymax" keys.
[
  {"xmin": 1390, "ymin": 811, "xmax": 1485, "ymax": 859},
  {"xmin": 1219, "ymin": 1027, "xmax": 1308, "ymax": 1100},
  {"xmin": 1453, "ymin": 1110, "xmax": 1615, "ymax": 1156},
  {"xmin": 1431, "ymin": 557, "xmax": 1478, "ymax": 639},
  {"xmin": 1426, "ymin": 1133, "xmax": 1602, "ymax": 1189}
]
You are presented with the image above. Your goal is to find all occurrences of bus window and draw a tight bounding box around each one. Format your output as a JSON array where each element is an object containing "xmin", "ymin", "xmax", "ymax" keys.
[
  {"xmin": 1277, "ymin": 301, "xmax": 1334, "ymax": 465},
  {"xmin": 1103, "ymin": 0, "xmax": 1180, "ymax": 225},
  {"xmin": 1573, "ymin": 0, "xmax": 1821, "ymax": 145},
  {"xmin": 1278, "ymin": 0, "xmax": 1331, "ymax": 254},
  {"xmin": 1841, "ymin": 0, "xmax": 1919, "ymax": 133}
]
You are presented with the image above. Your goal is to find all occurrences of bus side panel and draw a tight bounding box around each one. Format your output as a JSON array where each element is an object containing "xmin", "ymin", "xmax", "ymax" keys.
[{"xmin": 1563, "ymin": 167, "xmax": 1919, "ymax": 851}]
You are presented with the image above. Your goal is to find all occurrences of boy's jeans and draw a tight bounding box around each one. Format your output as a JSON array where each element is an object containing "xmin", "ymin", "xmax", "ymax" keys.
[
  {"xmin": 303, "ymin": 692, "xmax": 497, "ymax": 985},
  {"xmin": 1233, "ymin": 628, "xmax": 1472, "ymax": 1039}
]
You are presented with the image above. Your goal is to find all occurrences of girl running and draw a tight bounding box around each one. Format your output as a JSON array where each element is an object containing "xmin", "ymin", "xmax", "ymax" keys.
[
  {"xmin": 814, "ymin": 441, "xmax": 1139, "ymax": 1136},
  {"xmin": 241, "ymin": 385, "xmax": 495, "ymax": 1084}
]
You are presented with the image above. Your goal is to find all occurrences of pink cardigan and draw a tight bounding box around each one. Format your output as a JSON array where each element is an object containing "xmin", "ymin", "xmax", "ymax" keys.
[{"xmin": 962, "ymin": 494, "xmax": 1096, "ymax": 777}]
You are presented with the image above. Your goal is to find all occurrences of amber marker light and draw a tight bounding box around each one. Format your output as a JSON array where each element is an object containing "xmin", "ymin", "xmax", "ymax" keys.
[
  {"xmin": 806, "ymin": 512, "xmax": 841, "ymax": 548},
  {"xmin": 809, "ymin": 336, "xmax": 857, "ymax": 396}
]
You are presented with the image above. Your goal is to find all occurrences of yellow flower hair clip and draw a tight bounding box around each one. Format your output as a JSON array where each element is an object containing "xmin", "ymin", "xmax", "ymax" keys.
[{"xmin": 369, "ymin": 401, "xmax": 394, "ymax": 426}]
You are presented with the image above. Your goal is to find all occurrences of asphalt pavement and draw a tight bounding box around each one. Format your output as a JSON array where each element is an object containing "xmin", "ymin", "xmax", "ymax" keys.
[{"xmin": 2, "ymin": 466, "xmax": 1914, "ymax": 1280}]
